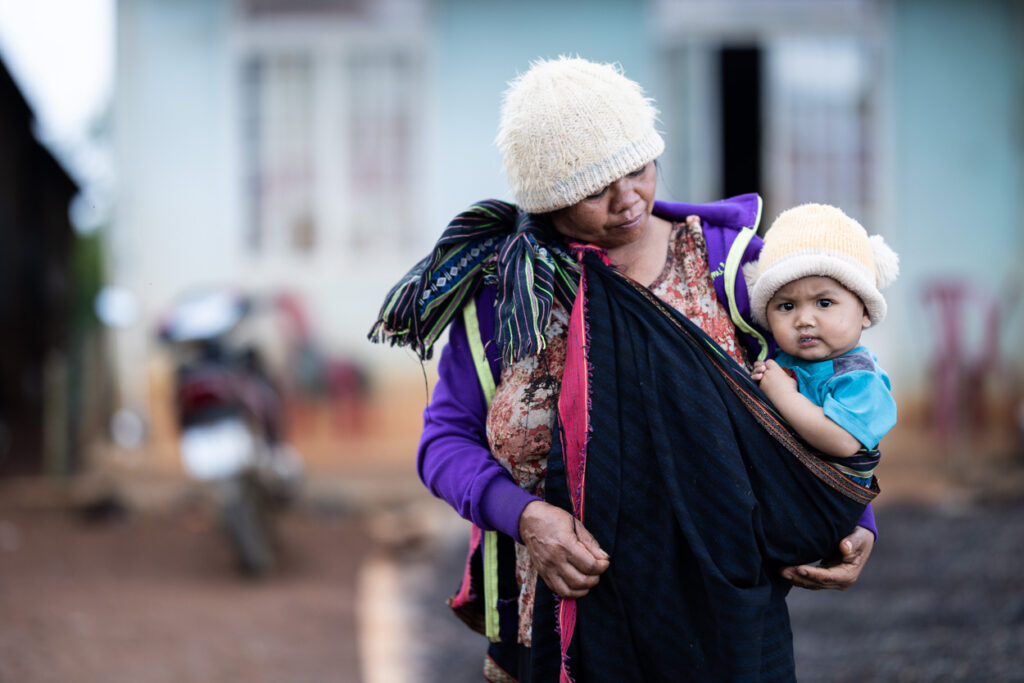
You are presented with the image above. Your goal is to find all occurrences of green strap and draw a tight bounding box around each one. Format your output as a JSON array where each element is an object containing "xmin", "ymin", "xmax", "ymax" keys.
[
  {"xmin": 463, "ymin": 299, "xmax": 501, "ymax": 643},
  {"xmin": 482, "ymin": 529, "xmax": 500, "ymax": 642},
  {"xmin": 723, "ymin": 197, "xmax": 770, "ymax": 363},
  {"xmin": 464, "ymin": 298, "xmax": 496, "ymax": 404}
]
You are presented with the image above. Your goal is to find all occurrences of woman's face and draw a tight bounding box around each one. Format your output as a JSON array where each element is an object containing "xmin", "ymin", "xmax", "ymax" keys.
[{"xmin": 549, "ymin": 162, "xmax": 657, "ymax": 250}]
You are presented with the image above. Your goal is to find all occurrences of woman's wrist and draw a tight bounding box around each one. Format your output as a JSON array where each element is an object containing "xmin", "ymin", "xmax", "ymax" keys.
[
  {"xmin": 480, "ymin": 476, "xmax": 542, "ymax": 544},
  {"xmin": 856, "ymin": 504, "xmax": 877, "ymax": 539}
]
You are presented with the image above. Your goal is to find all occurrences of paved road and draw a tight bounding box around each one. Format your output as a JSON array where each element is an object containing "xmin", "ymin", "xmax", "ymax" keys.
[
  {"xmin": 788, "ymin": 501, "xmax": 1024, "ymax": 682},
  {"xmin": 402, "ymin": 498, "xmax": 1024, "ymax": 682}
]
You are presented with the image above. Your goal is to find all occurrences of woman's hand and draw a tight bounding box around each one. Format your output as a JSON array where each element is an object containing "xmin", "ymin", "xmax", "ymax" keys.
[
  {"xmin": 518, "ymin": 500, "xmax": 610, "ymax": 599},
  {"xmin": 782, "ymin": 525, "xmax": 875, "ymax": 590}
]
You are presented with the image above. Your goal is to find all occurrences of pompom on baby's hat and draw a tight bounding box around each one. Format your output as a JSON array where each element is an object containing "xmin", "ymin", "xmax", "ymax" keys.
[
  {"xmin": 746, "ymin": 203, "xmax": 900, "ymax": 327},
  {"xmin": 495, "ymin": 56, "xmax": 665, "ymax": 214}
]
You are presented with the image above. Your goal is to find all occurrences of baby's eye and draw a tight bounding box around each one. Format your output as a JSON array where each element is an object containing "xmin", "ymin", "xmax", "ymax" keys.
[
  {"xmin": 777, "ymin": 302, "xmax": 794, "ymax": 312},
  {"xmin": 817, "ymin": 299, "xmax": 834, "ymax": 308}
]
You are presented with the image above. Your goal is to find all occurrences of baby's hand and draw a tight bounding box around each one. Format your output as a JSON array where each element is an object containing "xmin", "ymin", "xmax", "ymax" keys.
[
  {"xmin": 751, "ymin": 361, "xmax": 769, "ymax": 381},
  {"xmin": 755, "ymin": 359, "xmax": 798, "ymax": 398}
]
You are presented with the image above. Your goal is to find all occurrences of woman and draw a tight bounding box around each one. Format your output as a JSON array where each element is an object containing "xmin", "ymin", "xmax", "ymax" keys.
[{"xmin": 370, "ymin": 57, "xmax": 877, "ymax": 682}]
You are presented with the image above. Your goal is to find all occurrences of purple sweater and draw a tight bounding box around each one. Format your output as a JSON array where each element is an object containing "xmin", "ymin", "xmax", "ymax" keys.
[
  {"xmin": 416, "ymin": 197, "xmax": 877, "ymax": 543},
  {"xmin": 416, "ymin": 284, "xmax": 534, "ymax": 541}
]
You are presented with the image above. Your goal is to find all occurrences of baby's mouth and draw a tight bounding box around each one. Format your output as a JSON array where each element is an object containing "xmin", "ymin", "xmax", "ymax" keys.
[{"xmin": 798, "ymin": 336, "xmax": 818, "ymax": 347}]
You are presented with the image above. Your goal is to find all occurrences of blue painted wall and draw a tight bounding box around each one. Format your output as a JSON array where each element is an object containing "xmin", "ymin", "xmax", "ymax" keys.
[
  {"xmin": 425, "ymin": 0, "xmax": 1024, "ymax": 387},
  {"xmin": 887, "ymin": 0, "xmax": 1023, "ymax": 382}
]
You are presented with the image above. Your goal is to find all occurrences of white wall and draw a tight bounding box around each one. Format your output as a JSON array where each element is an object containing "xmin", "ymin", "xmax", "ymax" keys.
[{"xmin": 111, "ymin": 0, "xmax": 236, "ymax": 410}]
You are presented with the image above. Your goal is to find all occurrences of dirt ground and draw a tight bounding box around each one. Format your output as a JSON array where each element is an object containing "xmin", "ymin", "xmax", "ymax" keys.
[{"xmin": 0, "ymin": 501, "xmax": 373, "ymax": 683}]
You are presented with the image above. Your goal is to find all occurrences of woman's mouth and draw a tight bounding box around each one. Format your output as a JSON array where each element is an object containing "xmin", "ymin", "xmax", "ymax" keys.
[{"xmin": 613, "ymin": 214, "xmax": 643, "ymax": 230}]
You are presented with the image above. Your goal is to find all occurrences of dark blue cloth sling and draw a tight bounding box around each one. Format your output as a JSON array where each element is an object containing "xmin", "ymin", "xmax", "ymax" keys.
[{"xmin": 532, "ymin": 250, "xmax": 876, "ymax": 682}]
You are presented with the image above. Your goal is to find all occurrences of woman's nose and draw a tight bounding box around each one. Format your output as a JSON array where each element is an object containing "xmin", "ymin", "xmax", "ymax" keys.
[{"xmin": 608, "ymin": 177, "xmax": 639, "ymax": 212}]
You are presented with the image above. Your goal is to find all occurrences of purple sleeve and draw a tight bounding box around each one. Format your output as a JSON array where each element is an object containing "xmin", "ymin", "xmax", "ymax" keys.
[
  {"xmin": 416, "ymin": 307, "xmax": 540, "ymax": 543},
  {"xmin": 856, "ymin": 504, "xmax": 877, "ymax": 539}
]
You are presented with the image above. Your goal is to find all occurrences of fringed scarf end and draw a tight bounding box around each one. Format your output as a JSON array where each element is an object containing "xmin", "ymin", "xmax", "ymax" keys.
[
  {"xmin": 366, "ymin": 324, "xmax": 435, "ymax": 361},
  {"xmin": 368, "ymin": 199, "xmax": 579, "ymax": 367}
]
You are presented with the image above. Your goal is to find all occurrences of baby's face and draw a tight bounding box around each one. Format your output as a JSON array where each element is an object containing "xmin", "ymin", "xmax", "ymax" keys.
[{"xmin": 765, "ymin": 276, "xmax": 870, "ymax": 362}]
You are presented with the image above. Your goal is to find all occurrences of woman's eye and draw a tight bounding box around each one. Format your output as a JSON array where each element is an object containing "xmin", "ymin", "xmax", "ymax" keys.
[
  {"xmin": 585, "ymin": 187, "xmax": 607, "ymax": 200},
  {"xmin": 628, "ymin": 164, "xmax": 648, "ymax": 177}
]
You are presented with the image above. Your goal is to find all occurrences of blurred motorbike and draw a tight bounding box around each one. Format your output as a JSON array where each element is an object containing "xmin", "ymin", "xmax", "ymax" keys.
[{"xmin": 158, "ymin": 288, "xmax": 303, "ymax": 578}]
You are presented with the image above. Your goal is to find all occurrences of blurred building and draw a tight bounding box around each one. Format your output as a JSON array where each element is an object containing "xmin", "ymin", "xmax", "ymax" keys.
[
  {"xmin": 0, "ymin": 57, "xmax": 81, "ymax": 476},
  {"xmin": 109, "ymin": 0, "xmax": 1023, "ymax": 455}
]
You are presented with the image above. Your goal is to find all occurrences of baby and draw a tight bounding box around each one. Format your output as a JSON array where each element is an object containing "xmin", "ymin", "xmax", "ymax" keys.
[{"xmin": 747, "ymin": 203, "xmax": 899, "ymax": 486}]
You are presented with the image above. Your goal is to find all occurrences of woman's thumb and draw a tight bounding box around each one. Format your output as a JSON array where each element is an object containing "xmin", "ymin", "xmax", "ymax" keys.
[{"xmin": 574, "ymin": 520, "xmax": 609, "ymax": 560}]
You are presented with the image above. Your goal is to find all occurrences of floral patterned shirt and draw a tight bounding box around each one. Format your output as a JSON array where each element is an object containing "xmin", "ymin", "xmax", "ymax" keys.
[{"xmin": 485, "ymin": 217, "xmax": 747, "ymax": 645}]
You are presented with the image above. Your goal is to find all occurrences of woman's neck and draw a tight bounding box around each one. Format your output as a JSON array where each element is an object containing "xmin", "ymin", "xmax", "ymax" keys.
[{"xmin": 606, "ymin": 215, "xmax": 673, "ymax": 286}]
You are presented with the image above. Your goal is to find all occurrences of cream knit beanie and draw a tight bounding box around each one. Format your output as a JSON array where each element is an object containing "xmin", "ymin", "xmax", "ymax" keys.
[
  {"xmin": 495, "ymin": 56, "xmax": 665, "ymax": 214},
  {"xmin": 746, "ymin": 203, "xmax": 900, "ymax": 327}
]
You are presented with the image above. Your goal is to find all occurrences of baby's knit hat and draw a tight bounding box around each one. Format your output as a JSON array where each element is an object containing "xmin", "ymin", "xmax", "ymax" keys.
[
  {"xmin": 495, "ymin": 56, "xmax": 665, "ymax": 214},
  {"xmin": 746, "ymin": 203, "xmax": 900, "ymax": 327}
]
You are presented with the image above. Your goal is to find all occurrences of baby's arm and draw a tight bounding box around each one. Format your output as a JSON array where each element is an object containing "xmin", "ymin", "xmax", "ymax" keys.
[{"xmin": 752, "ymin": 360, "xmax": 863, "ymax": 458}]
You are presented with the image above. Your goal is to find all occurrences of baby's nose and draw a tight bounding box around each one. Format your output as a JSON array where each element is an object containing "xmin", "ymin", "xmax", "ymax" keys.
[{"xmin": 794, "ymin": 310, "xmax": 815, "ymax": 326}]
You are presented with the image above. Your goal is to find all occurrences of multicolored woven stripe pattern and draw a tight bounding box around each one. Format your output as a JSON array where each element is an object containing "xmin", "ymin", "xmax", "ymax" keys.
[
  {"xmin": 816, "ymin": 448, "xmax": 881, "ymax": 487},
  {"xmin": 368, "ymin": 199, "xmax": 580, "ymax": 366}
]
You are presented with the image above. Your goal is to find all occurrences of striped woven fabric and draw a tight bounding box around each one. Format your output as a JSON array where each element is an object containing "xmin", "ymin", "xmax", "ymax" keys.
[
  {"xmin": 368, "ymin": 199, "xmax": 580, "ymax": 366},
  {"xmin": 816, "ymin": 448, "xmax": 882, "ymax": 486}
]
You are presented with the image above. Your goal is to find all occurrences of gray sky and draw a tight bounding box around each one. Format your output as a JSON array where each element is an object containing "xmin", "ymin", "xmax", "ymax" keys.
[
  {"xmin": 0, "ymin": 0, "xmax": 114, "ymax": 215},
  {"xmin": 0, "ymin": 0, "xmax": 113, "ymax": 145}
]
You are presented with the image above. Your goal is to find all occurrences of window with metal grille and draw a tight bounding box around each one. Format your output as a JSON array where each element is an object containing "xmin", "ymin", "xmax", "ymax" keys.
[{"xmin": 237, "ymin": 6, "xmax": 425, "ymax": 257}]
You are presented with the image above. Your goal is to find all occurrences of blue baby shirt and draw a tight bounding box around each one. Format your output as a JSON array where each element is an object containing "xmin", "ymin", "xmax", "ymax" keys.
[{"xmin": 773, "ymin": 346, "xmax": 897, "ymax": 449}]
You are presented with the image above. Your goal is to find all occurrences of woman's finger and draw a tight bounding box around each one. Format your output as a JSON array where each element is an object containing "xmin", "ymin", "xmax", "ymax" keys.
[
  {"xmin": 783, "ymin": 562, "xmax": 854, "ymax": 590},
  {"xmin": 781, "ymin": 525, "xmax": 874, "ymax": 591},
  {"xmin": 536, "ymin": 554, "xmax": 601, "ymax": 598},
  {"xmin": 567, "ymin": 519, "xmax": 610, "ymax": 575}
]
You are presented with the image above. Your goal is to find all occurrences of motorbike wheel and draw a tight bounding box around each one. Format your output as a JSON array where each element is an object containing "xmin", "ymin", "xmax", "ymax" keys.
[{"xmin": 222, "ymin": 476, "xmax": 275, "ymax": 578}]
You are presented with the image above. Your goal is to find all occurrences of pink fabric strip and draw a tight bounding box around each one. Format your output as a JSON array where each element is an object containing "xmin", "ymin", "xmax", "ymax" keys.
[
  {"xmin": 450, "ymin": 524, "xmax": 482, "ymax": 609},
  {"xmin": 556, "ymin": 252, "xmax": 595, "ymax": 683}
]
